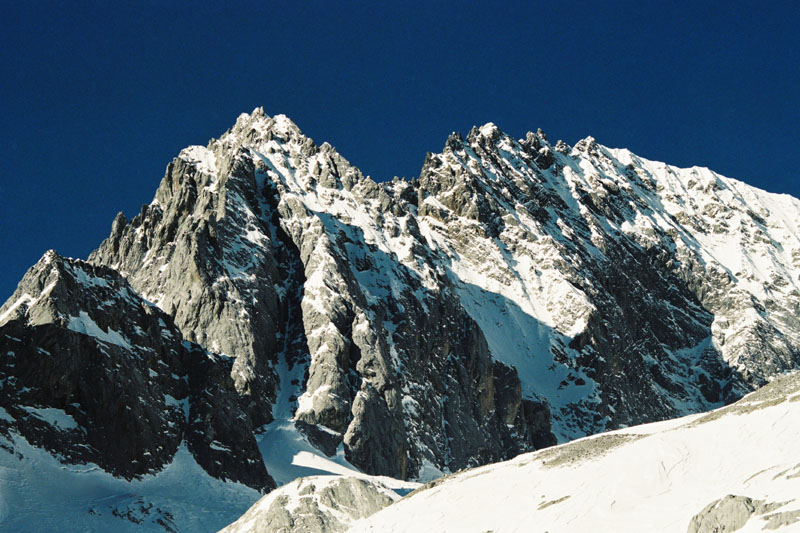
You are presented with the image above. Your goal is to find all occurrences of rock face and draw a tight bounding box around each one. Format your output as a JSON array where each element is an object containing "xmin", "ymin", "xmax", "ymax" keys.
[
  {"xmin": 219, "ymin": 476, "xmax": 401, "ymax": 533},
  {"xmin": 0, "ymin": 251, "xmax": 274, "ymax": 491},
  {"xmin": 2, "ymin": 109, "xmax": 800, "ymax": 496}
]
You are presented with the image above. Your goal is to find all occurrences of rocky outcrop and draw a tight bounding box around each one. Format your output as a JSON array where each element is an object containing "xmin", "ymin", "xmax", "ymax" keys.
[
  {"xmin": 688, "ymin": 495, "xmax": 791, "ymax": 533},
  {"xmin": 219, "ymin": 476, "xmax": 400, "ymax": 533}
]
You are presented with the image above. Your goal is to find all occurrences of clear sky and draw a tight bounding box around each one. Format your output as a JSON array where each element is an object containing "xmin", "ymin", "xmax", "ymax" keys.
[{"xmin": 1, "ymin": 1, "xmax": 798, "ymax": 300}]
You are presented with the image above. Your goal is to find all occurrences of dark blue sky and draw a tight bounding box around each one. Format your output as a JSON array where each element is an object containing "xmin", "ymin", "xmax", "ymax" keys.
[{"xmin": 1, "ymin": 1, "xmax": 798, "ymax": 299}]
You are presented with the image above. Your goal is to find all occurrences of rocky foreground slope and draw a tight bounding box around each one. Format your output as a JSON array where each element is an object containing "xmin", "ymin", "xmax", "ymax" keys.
[
  {"xmin": 1, "ymin": 109, "xmax": 800, "ymax": 531},
  {"xmin": 343, "ymin": 371, "xmax": 800, "ymax": 532}
]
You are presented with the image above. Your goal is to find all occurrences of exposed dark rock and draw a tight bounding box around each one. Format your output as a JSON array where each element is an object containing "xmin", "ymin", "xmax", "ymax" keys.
[{"xmin": 0, "ymin": 252, "xmax": 275, "ymax": 491}]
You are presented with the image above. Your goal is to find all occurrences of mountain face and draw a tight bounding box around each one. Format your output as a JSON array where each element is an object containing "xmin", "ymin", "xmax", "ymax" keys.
[
  {"xmin": 2, "ymin": 109, "xmax": 800, "ymax": 529},
  {"xmin": 86, "ymin": 110, "xmax": 558, "ymax": 482}
]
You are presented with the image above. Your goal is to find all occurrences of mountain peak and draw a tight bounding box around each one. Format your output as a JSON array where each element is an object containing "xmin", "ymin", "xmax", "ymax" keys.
[
  {"xmin": 444, "ymin": 131, "xmax": 465, "ymax": 152},
  {"xmin": 573, "ymin": 135, "xmax": 599, "ymax": 153},
  {"xmin": 467, "ymin": 122, "xmax": 503, "ymax": 144},
  {"xmin": 478, "ymin": 122, "xmax": 500, "ymax": 136},
  {"xmin": 229, "ymin": 109, "xmax": 305, "ymax": 147},
  {"xmin": 0, "ymin": 249, "xmax": 138, "ymax": 329}
]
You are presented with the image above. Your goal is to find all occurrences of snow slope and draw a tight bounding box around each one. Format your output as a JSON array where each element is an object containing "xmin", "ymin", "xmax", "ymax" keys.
[
  {"xmin": 0, "ymin": 438, "xmax": 258, "ymax": 532},
  {"xmin": 0, "ymin": 418, "xmax": 417, "ymax": 532},
  {"xmin": 350, "ymin": 372, "xmax": 800, "ymax": 532}
]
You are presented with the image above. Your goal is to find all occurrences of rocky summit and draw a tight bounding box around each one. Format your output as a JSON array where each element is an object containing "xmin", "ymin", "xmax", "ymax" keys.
[{"xmin": 1, "ymin": 109, "xmax": 799, "ymax": 531}]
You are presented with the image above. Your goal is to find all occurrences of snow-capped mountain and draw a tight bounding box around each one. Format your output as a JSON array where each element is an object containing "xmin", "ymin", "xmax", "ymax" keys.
[{"xmin": 1, "ymin": 108, "xmax": 799, "ymax": 531}]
